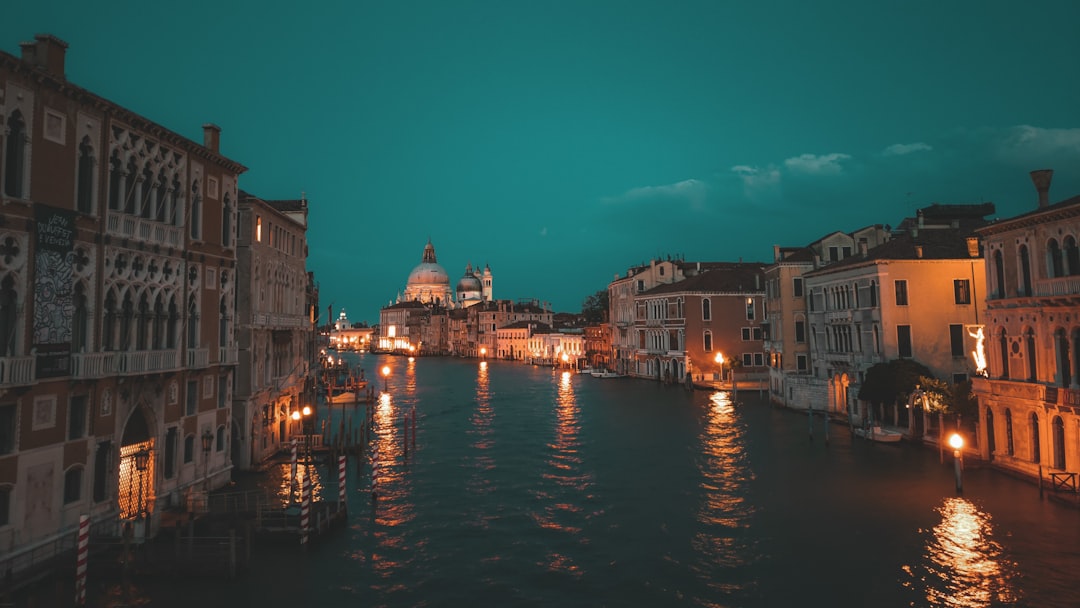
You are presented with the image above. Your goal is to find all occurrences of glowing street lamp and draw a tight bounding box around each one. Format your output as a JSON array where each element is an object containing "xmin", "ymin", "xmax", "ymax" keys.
[
  {"xmin": 480, "ymin": 347, "xmax": 487, "ymax": 359},
  {"xmin": 561, "ymin": 352, "xmax": 569, "ymax": 368},
  {"xmin": 382, "ymin": 365, "xmax": 391, "ymax": 392},
  {"xmin": 948, "ymin": 433, "xmax": 965, "ymax": 493},
  {"xmin": 715, "ymin": 352, "xmax": 724, "ymax": 383}
]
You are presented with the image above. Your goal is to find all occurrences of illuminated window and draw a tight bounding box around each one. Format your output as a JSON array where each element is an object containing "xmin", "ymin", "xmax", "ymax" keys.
[{"xmin": 256, "ymin": 216, "xmax": 262, "ymax": 242}]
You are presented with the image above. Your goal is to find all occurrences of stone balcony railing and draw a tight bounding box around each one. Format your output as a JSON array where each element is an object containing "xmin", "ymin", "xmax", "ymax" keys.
[
  {"xmin": 219, "ymin": 346, "xmax": 238, "ymax": 365},
  {"xmin": 106, "ymin": 212, "xmax": 183, "ymax": 248},
  {"xmin": 0, "ymin": 356, "xmax": 34, "ymax": 386},
  {"xmin": 116, "ymin": 350, "xmax": 180, "ymax": 374},
  {"xmin": 71, "ymin": 352, "xmax": 117, "ymax": 379},
  {"xmin": 825, "ymin": 310, "xmax": 853, "ymax": 323},
  {"xmin": 187, "ymin": 348, "xmax": 209, "ymax": 369},
  {"xmin": 252, "ymin": 313, "xmax": 307, "ymax": 328}
]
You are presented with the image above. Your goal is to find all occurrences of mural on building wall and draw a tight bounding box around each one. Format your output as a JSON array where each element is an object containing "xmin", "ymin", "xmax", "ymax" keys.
[{"xmin": 33, "ymin": 205, "xmax": 75, "ymax": 377}]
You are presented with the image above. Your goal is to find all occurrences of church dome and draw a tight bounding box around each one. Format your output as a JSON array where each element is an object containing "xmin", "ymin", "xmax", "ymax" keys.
[
  {"xmin": 456, "ymin": 273, "xmax": 482, "ymax": 293},
  {"xmin": 406, "ymin": 240, "xmax": 450, "ymax": 287},
  {"xmin": 402, "ymin": 239, "xmax": 454, "ymax": 305},
  {"xmin": 408, "ymin": 262, "xmax": 449, "ymax": 287}
]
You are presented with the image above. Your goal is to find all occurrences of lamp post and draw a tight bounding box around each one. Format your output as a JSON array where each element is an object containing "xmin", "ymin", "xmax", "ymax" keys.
[
  {"xmin": 201, "ymin": 429, "xmax": 213, "ymax": 505},
  {"xmin": 948, "ymin": 432, "xmax": 964, "ymax": 493},
  {"xmin": 561, "ymin": 352, "xmax": 569, "ymax": 370},
  {"xmin": 715, "ymin": 352, "xmax": 724, "ymax": 384},
  {"xmin": 480, "ymin": 347, "xmax": 487, "ymax": 360},
  {"xmin": 134, "ymin": 448, "xmax": 150, "ymax": 522},
  {"xmin": 382, "ymin": 365, "xmax": 390, "ymax": 392}
]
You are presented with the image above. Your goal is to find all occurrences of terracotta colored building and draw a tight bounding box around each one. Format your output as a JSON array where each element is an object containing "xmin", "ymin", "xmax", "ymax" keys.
[{"xmin": 973, "ymin": 170, "xmax": 1080, "ymax": 482}]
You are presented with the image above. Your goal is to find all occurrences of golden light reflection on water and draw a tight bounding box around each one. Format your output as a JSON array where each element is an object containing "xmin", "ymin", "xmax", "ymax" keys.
[
  {"xmin": 273, "ymin": 459, "xmax": 326, "ymax": 507},
  {"xmin": 532, "ymin": 369, "xmax": 592, "ymax": 539},
  {"xmin": 903, "ymin": 497, "xmax": 1020, "ymax": 607},
  {"xmin": 364, "ymin": 388, "xmax": 419, "ymax": 578},
  {"xmin": 691, "ymin": 391, "xmax": 754, "ymax": 584},
  {"xmin": 470, "ymin": 360, "xmax": 495, "ymax": 458}
]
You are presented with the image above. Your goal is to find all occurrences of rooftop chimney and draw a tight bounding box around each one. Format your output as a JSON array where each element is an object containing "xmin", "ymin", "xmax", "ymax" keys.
[
  {"xmin": 1031, "ymin": 169, "xmax": 1053, "ymax": 208},
  {"xmin": 914, "ymin": 245, "xmax": 923, "ymax": 259},
  {"xmin": 202, "ymin": 123, "xmax": 221, "ymax": 153},
  {"xmin": 773, "ymin": 244, "xmax": 781, "ymax": 263},
  {"xmin": 917, "ymin": 209, "xmax": 924, "ymax": 228},
  {"xmin": 859, "ymin": 241, "xmax": 868, "ymax": 256},
  {"xmin": 20, "ymin": 34, "xmax": 69, "ymax": 78}
]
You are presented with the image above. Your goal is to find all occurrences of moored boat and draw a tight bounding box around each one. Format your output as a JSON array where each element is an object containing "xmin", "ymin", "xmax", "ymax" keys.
[{"xmin": 854, "ymin": 425, "xmax": 903, "ymax": 443}]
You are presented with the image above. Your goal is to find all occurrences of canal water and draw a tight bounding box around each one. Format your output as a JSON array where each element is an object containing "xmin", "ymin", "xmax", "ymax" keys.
[{"xmin": 86, "ymin": 353, "xmax": 1080, "ymax": 607}]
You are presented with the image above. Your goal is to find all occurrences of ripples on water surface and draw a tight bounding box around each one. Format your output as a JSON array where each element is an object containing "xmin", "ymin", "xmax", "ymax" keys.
[{"xmin": 80, "ymin": 354, "xmax": 1080, "ymax": 607}]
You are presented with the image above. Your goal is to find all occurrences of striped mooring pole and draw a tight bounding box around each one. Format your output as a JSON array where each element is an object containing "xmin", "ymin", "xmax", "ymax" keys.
[
  {"xmin": 300, "ymin": 473, "xmax": 311, "ymax": 546},
  {"xmin": 338, "ymin": 454, "xmax": 347, "ymax": 508},
  {"xmin": 75, "ymin": 514, "xmax": 89, "ymax": 605}
]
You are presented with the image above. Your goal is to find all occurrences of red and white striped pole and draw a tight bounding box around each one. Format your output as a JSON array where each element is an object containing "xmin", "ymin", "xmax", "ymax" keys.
[
  {"xmin": 338, "ymin": 455, "xmax": 347, "ymax": 509},
  {"xmin": 75, "ymin": 514, "xmax": 89, "ymax": 605},
  {"xmin": 300, "ymin": 473, "xmax": 311, "ymax": 545}
]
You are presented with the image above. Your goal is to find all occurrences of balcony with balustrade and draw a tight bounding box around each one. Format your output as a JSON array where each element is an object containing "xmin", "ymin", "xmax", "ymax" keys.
[
  {"xmin": 71, "ymin": 352, "xmax": 117, "ymax": 379},
  {"xmin": 219, "ymin": 346, "xmax": 239, "ymax": 365},
  {"xmin": 106, "ymin": 211, "xmax": 183, "ymax": 248},
  {"xmin": 0, "ymin": 356, "xmax": 34, "ymax": 386},
  {"xmin": 116, "ymin": 350, "xmax": 181, "ymax": 374},
  {"xmin": 187, "ymin": 348, "xmax": 210, "ymax": 369}
]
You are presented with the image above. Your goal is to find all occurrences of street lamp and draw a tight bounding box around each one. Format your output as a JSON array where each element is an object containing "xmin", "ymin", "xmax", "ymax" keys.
[
  {"xmin": 561, "ymin": 352, "xmax": 569, "ymax": 369},
  {"xmin": 382, "ymin": 365, "xmax": 391, "ymax": 392},
  {"xmin": 480, "ymin": 347, "xmax": 487, "ymax": 359},
  {"xmin": 715, "ymin": 352, "xmax": 724, "ymax": 383},
  {"xmin": 134, "ymin": 448, "xmax": 150, "ymax": 521},
  {"xmin": 948, "ymin": 432, "xmax": 964, "ymax": 493}
]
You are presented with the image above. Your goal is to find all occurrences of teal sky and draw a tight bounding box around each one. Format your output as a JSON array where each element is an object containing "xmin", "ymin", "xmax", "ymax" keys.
[{"xmin": 6, "ymin": 1, "xmax": 1080, "ymax": 322}]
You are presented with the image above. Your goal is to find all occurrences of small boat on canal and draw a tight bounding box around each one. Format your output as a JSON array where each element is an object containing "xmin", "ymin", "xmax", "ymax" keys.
[{"xmin": 854, "ymin": 425, "xmax": 904, "ymax": 443}]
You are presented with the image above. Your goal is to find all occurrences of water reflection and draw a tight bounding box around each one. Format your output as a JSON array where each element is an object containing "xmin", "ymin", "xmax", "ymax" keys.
[
  {"xmin": 904, "ymin": 497, "xmax": 1019, "ymax": 606},
  {"xmin": 535, "ymin": 371, "xmax": 591, "ymax": 576},
  {"xmin": 366, "ymin": 389, "xmax": 417, "ymax": 579},
  {"xmin": 468, "ymin": 361, "xmax": 495, "ymax": 493},
  {"xmin": 691, "ymin": 391, "xmax": 756, "ymax": 592}
]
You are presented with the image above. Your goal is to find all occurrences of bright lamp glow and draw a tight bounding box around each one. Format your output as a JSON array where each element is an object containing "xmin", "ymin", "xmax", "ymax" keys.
[{"xmin": 948, "ymin": 433, "xmax": 964, "ymax": 450}]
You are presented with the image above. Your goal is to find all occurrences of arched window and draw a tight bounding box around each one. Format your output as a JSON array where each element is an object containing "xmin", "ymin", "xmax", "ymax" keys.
[
  {"xmin": 1055, "ymin": 328, "xmax": 1071, "ymax": 388},
  {"xmin": 703, "ymin": 330, "xmax": 712, "ymax": 352},
  {"xmin": 124, "ymin": 158, "xmax": 139, "ymax": 215},
  {"xmin": 872, "ymin": 324, "xmax": 880, "ymax": 354},
  {"xmin": 1052, "ymin": 415, "xmax": 1066, "ymax": 470},
  {"xmin": 1047, "ymin": 238, "xmax": 1064, "ymax": 278},
  {"xmin": 153, "ymin": 293, "xmax": 166, "ymax": 350},
  {"xmin": 219, "ymin": 297, "xmax": 228, "ymax": 348},
  {"xmin": 189, "ymin": 180, "xmax": 202, "ymax": 239},
  {"xmin": 0, "ymin": 276, "xmax": 17, "ymax": 356},
  {"xmin": 102, "ymin": 290, "xmax": 117, "ymax": 351},
  {"xmin": 1026, "ymin": 328, "xmax": 1038, "ymax": 382},
  {"xmin": 702, "ymin": 298, "xmax": 711, "ymax": 321},
  {"xmin": 170, "ymin": 175, "xmax": 182, "ymax": 226},
  {"xmin": 140, "ymin": 164, "xmax": 155, "ymax": 219},
  {"xmin": 3, "ymin": 110, "xmax": 27, "ymax": 198},
  {"xmin": 156, "ymin": 170, "xmax": 168, "ymax": 222},
  {"xmin": 72, "ymin": 282, "xmax": 88, "ymax": 353},
  {"xmin": 993, "ymin": 250, "xmax": 1005, "ymax": 298},
  {"xmin": 1066, "ymin": 236, "xmax": 1080, "ymax": 276},
  {"xmin": 1019, "ymin": 245, "xmax": 1032, "ymax": 296},
  {"xmin": 187, "ymin": 295, "xmax": 199, "ymax": 348},
  {"xmin": 1005, "ymin": 409, "xmax": 1014, "ymax": 456},
  {"xmin": 77, "ymin": 136, "xmax": 95, "ymax": 214},
  {"xmin": 136, "ymin": 291, "xmax": 150, "ymax": 350},
  {"xmin": 166, "ymin": 296, "xmax": 178, "ymax": 349},
  {"xmin": 108, "ymin": 151, "xmax": 123, "ymax": 211},
  {"xmin": 853, "ymin": 282, "xmax": 860, "ymax": 308},
  {"xmin": 1031, "ymin": 413, "xmax": 1041, "ymax": 464},
  {"xmin": 63, "ymin": 466, "xmax": 83, "ymax": 504},
  {"xmin": 869, "ymin": 280, "xmax": 878, "ymax": 307},
  {"xmin": 221, "ymin": 192, "xmax": 232, "ymax": 247},
  {"xmin": 998, "ymin": 328, "xmax": 1009, "ymax": 379},
  {"xmin": 120, "ymin": 291, "xmax": 134, "ymax": 349},
  {"xmin": 986, "ymin": 408, "xmax": 996, "ymax": 456}
]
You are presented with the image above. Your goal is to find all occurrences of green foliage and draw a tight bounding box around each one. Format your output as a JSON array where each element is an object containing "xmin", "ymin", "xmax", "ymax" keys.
[
  {"xmin": 857, "ymin": 359, "xmax": 933, "ymax": 404},
  {"xmin": 582, "ymin": 289, "xmax": 610, "ymax": 323},
  {"xmin": 919, "ymin": 376, "xmax": 978, "ymax": 417}
]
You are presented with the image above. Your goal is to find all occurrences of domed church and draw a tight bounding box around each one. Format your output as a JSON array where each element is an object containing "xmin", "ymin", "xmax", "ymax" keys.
[
  {"xmin": 401, "ymin": 239, "xmax": 454, "ymax": 306},
  {"xmin": 398, "ymin": 240, "xmax": 493, "ymax": 308}
]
